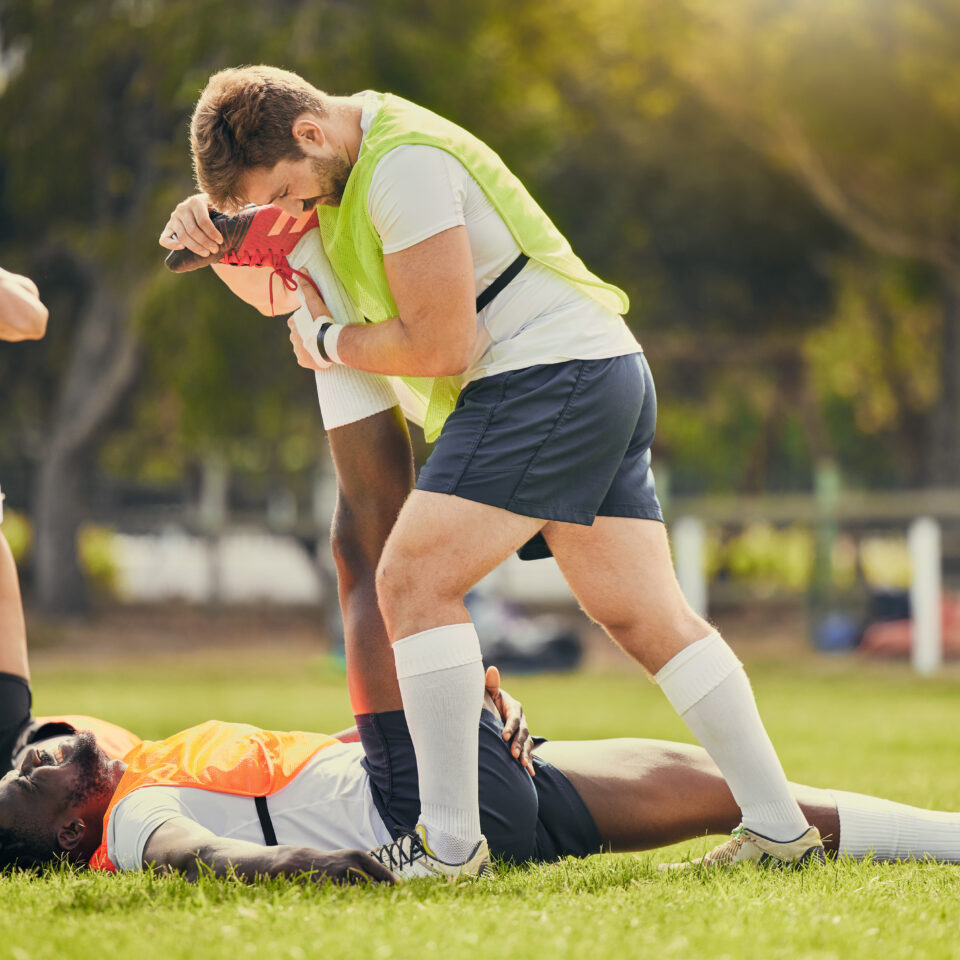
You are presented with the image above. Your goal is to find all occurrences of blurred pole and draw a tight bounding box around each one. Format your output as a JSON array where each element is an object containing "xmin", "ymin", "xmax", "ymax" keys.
[
  {"xmin": 908, "ymin": 516, "xmax": 942, "ymax": 676},
  {"xmin": 199, "ymin": 453, "xmax": 228, "ymax": 608},
  {"xmin": 674, "ymin": 515, "xmax": 708, "ymax": 618},
  {"xmin": 812, "ymin": 460, "xmax": 841, "ymax": 607},
  {"xmin": 266, "ymin": 487, "xmax": 297, "ymax": 532}
]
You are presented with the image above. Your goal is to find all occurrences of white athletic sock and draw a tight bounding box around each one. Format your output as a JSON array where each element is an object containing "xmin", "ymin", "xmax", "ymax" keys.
[
  {"xmin": 655, "ymin": 632, "xmax": 810, "ymax": 842},
  {"xmin": 829, "ymin": 789, "xmax": 960, "ymax": 862},
  {"xmin": 393, "ymin": 622, "xmax": 485, "ymax": 863}
]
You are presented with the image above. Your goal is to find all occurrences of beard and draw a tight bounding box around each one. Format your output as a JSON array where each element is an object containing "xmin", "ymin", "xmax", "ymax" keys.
[
  {"xmin": 310, "ymin": 154, "xmax": 352, "ymax": 206},
  {"xmin": 66, "ymin": 732, "xmax": 113, "ymax": 808}
]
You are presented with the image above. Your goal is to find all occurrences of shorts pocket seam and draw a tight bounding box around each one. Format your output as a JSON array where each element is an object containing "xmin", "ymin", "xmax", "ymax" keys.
[{"xmin": 507, "ymin": 362, "xmax": 589, "ymax": 505}]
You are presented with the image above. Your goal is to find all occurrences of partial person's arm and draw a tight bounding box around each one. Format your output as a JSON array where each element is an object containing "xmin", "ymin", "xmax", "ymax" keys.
[
  {"xmin": 0, "ymin": 532, "xmax": 30, "ymax": 681},
  {"xmin": 142, "ymin": 816, "xmax": 395, "ymax": 883},
  {"xmin": 0, "ymin": 268, "xmax": 48, "ymax": 341}
]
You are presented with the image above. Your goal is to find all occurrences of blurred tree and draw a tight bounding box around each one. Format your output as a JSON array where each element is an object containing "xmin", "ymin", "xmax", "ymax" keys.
[
  {"xmin": 448, "ymin": 0, "xmax": 845, "ymax": 492},
  {"xmin": 679, "ymin": 0, "xmax": 960, "ymax": 484},
  {"xmin": 805, "ymin": 256, "xmax": 940, "ymax": 486},
  {"xmin": 0, "ymin": 0, "xmax": 333, "ymax": 611},
  {"xmin": 3, "ymin": 0, "xmax": 939, "ymax": 620}
]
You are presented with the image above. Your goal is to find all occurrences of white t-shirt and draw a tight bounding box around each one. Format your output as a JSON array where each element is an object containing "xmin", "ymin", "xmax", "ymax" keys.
[
  {"xmin": 360, "ymin": 93, "xmax": 640, "ymax": 385},
  {"xmin": 107, "ymin": 740, "xmax": 393, "ymax": 871}
]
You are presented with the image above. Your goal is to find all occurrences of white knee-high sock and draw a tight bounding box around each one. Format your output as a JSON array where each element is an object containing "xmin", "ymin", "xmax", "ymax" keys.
[
  {"xmin": 655, "ymin": 632, "xmax": 810, "ymax": 842},
  {"xmin": 829, "ymin": 790, "xmax": 960, "ymax": 862},
  {"xmin": 393, "ymin": 622, "xmax": 485, "ymax": 862}
]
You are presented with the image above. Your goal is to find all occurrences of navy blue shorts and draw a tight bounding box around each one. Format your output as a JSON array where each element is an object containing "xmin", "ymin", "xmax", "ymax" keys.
[
  {"xmin": 416, "ymin": 353, "xmax": 662, "ymax": 560},
  {"xmin": 356, "ymin": 708, "xmax": 603, "ymax": 863}
]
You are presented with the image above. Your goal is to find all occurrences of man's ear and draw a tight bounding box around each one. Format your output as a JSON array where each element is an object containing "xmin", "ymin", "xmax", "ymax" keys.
[
  {"xmin": 57, "ymin": 817, "xmax": 86, "ymax": 853},
  {"xmin": 292, "ymin": 114, "xmax": 326, "ymax": 149}
]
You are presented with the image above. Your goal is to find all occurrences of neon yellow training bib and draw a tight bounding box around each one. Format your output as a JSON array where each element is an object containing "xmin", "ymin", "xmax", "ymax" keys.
[{"xmin": 318, "ymin": 93, "xmax": 630, "ymax": 442}]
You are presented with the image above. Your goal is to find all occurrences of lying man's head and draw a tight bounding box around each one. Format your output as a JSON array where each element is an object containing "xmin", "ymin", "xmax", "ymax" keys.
[
  {"xmin": 0, "ymin": 732, "xmax": 121, "ymax": 870},
  {"xmin": 191, "ymin": 65, "xmax": 352, "ymax": 216}
]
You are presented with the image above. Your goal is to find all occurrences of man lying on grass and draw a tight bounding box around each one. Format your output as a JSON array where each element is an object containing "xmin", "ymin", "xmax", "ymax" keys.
[
  {"xmin": 3, "ymin": 201, "xmax": 959, "ymax": 882},
  {"xmin": 3, "ymin": 651, "xmax": 960, "ymax": 882},
  {"xmin": 3, "ymin": 431, "xmax": 960, "ymax": 881}
]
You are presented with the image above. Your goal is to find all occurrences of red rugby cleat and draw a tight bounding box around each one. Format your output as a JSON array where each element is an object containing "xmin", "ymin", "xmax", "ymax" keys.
[
  {"xmin": 164, "ymin": 205, "xmax": 319, "ymax": 272},
  {"xmin": 164, "ymin": 205, "xmax": 322, "ymax": 313}
]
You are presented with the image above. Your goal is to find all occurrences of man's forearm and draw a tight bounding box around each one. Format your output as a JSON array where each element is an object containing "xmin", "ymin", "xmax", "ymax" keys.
[
  {"xmin": 295, "ymin": 223, "xmax": 476, "ymax": 377},
  {"xmin": 333, "ymin": 316, "xmax": 471, "ymax": 378},
  {"xmin": 167, "ymin": 838, "xmax": 294, "ymax": 881},
  {"xmin": 143, "ymin": 818, "xmax": 394, "ymax": 883},
  {"xmin": 154, "ymin": 837, "xmax": 380, "ymax": 884}
]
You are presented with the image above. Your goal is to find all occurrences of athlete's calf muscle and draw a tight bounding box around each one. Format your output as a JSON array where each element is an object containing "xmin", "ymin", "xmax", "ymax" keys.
[{"xmin": 325, "ymin": 407, "xmax": 413, "ymax": 715}]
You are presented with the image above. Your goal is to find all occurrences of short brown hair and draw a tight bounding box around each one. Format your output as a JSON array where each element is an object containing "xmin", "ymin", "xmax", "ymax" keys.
[{"xmin": 190, "ymin": 66, "xmax": 328, "ymax": 210}]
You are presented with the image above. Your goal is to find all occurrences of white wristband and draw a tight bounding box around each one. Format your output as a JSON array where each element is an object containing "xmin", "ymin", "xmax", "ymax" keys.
[
  {"xmin": 322, "ymin": 322, "xmax": 344, "ymax": 364},
  {"xmin": 292, "ymin": 304, "xmax": 330, "ymax": 369}
]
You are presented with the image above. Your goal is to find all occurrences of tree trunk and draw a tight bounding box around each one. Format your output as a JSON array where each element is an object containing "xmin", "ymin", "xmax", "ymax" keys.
[
  {"xmin": 34, "ymin": 445, "xmax": 89, "ymax": 614},
  {"xmin": 924, "ymin": 272, "xmax": 960, "ymax": 486},
  {"xmin": 34, "ymin": 274, "xmax": 139, "ymax": 614}
]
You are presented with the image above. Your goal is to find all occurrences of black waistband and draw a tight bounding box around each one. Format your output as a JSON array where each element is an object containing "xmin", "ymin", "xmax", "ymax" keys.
[
  {"xmin": 476, "ymin": 253, "xmax": 529, "ymax": 313},
  {"xmin": 255, "ymin": 796, "xmax": 278, "ymax": 846}
]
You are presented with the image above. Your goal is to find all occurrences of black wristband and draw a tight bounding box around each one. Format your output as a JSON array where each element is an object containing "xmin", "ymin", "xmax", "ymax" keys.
[{"xmin": 317, "ymin": 322, "xmax": 334, "ymax": 363}]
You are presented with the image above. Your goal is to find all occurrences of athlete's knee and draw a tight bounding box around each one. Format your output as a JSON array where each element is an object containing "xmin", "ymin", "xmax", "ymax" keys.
[
  {"xmin": 374, "ymin": 541, "xmax": 418, "ymax": 625},
  {"xmin": 375, "ymin": 537, "xmax": 467, "ymax": 632},
  {"xmin": 576, "ymin": 592, "xmax": 641, "ymax": 636},
  {"xmin": 596, "ymin": 600, "xmax": 710, "ymax": 649}
]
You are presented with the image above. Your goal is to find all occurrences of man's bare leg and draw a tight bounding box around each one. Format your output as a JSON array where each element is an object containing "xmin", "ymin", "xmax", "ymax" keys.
[
  {"xmin": 538, "ymin": 737, "xmax": 960, "ymax": 863},
  {"xmin": 325, "ymin": 407, "xmax": 414, "ymax": 715},
  {"xmin": 535, "ymin": 739, "xmax": 839, "ymax": 854},
  {"xmin": 542, "ymin": 516, "xmax": 814, "ymax": 851},
  {"xmin": 376, "ymin": 491, "xmax": 544, "ymax": 862},
  {"xmin": 0, "ymin": 532, "xmax": 29, "ymax": 681},
  {"xmin": 0, "ymin": 531, "xmax": 34, "ymax": 771}
]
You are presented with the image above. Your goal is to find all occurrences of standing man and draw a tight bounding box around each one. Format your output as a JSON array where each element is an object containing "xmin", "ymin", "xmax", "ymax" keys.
[{"xmin": 163, "ymin": 65, "xmax": 823, "ymax": 877}]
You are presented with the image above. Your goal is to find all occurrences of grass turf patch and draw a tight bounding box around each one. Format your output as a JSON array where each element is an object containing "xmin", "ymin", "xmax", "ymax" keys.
[{"xmin": 5, "ymin": 647, "xmax": 960, "ymax": 959}]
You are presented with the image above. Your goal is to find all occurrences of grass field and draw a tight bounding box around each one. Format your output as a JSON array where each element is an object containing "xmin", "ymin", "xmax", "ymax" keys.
[{"xmin": 4, "ymin": 635, "xmax": 960, "ymax": 960}]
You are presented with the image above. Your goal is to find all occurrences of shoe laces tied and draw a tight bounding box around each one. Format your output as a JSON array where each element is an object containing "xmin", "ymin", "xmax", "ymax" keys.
[
  {"xmin": 219, "ymin": 246, "xmax": 323, "ymax": 318},
  {"xmin": 371, "ymin": 832, "xmax": 429, "ymax": 872},
  {"xmin": 267, "ymin": 254, "xmax": 323, "ymax": 317},
  {"xmin": 706, "ymin": 825, "xmax": 747, "ymax": 865}
]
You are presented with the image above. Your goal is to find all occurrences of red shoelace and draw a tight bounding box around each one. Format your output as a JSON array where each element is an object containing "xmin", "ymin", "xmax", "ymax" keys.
[{"xmin": 221, "ymin": 246, "xmax": 324, "ymax": 316}]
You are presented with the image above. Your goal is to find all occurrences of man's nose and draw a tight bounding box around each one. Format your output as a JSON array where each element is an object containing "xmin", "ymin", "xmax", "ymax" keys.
[{"xmin": 19, "ymin": 747, "xmax": 40, "ymax": 776}]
